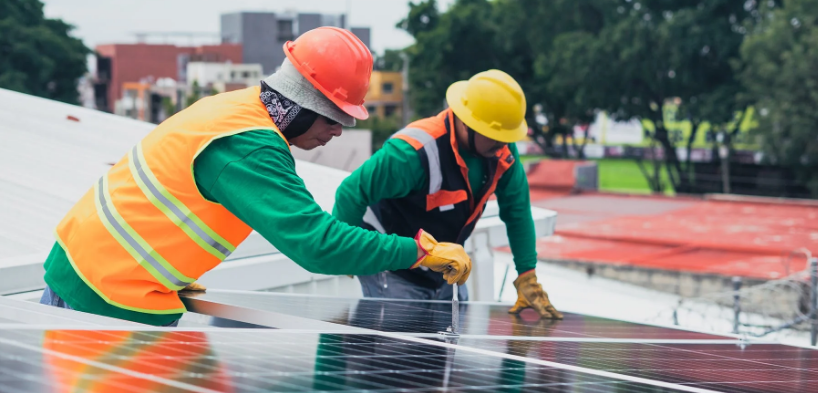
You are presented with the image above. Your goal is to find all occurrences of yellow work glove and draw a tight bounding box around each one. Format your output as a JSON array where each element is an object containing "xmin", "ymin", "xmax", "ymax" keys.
[
  {"xmin": 508, "ymin": 271, "xmax": 563, "ymax": 319},
  {"xmin": 179, "ymin": 282, "xmax": 207, "ymax": 292},
  {"xmin": 412, "ymin": 229, "xmax": 472, "ymax": 285}
]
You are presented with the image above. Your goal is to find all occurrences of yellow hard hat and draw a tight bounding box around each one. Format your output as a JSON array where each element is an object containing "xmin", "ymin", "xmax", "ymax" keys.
[{"xmin": 446, "ymin": 69, "xmax": 528, "ymax": 143}]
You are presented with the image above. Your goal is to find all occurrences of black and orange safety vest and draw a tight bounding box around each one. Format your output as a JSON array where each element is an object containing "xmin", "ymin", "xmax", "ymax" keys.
[{"xmin": 362, "ymin": 109, "xmax": 515, "ymax": 289}]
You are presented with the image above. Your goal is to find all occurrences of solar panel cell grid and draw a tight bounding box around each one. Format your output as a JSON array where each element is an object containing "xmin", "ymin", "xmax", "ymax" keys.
[
  {"xmin": 0, "ymin": 329, "xmax": 691, "ymax": 393},
  {"xmin": 456, "ymin": 339, "xmax": 818, "ymax": 393}
]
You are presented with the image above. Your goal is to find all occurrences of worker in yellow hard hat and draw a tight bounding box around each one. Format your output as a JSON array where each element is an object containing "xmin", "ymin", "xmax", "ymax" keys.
[{"xmin": 333, "ymin": 70, "xmax": 562, "ymax": 319}]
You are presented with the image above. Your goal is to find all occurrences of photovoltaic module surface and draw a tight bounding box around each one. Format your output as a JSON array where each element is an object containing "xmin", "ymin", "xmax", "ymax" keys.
[{"xmin": 2, "ymin": 289, "xmax": 817, "ymax": 392}]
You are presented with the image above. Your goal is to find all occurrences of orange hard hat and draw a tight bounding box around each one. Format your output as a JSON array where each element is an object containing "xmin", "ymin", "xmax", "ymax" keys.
[{"xmin": 283, "ymin": 26, "xmax": 373, "ymax": 120}]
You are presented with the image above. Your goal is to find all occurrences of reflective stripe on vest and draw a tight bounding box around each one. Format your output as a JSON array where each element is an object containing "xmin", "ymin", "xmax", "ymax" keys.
[
  {"xmin": 94, "ymin": 175, "xmax": 195, "ymax": 291},
  {"xmin": 128, "ymin": 143, "xmax": 235, "ymax": 260},
  {"xmin": 391, "ymin": 128, "xmax": 453, "ymax": 211}
]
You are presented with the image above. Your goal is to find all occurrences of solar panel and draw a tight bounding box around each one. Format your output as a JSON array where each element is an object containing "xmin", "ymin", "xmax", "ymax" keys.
[
  {"xmin": 453, "ymin": 339, "xmax": 818, "ymax": 393},
  {"xmin": 181, "ymin": 290, "xmax": 732, "ymax": 340},
  {"xmin": 3, "ymin": 290, "xmax": 816, "ymax": 392},
  {"xmin": 0, "ymin": 329, "xmax": 695, "ymax": 393}
]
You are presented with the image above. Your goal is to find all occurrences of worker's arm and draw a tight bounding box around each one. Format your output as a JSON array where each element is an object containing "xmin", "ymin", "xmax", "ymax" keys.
[
  {"xmin": 332, "ymin": 138, "xmax": 426, "ymax": 226},
  {"xmin": 194, "ymin": 131, "xmax": 418, "ymax": 275},
  {"xmin": 497, "ymin": 145, "xmax": 562, "ymax": 319},
  {"xmin": 494, "ymin": 143, "xmax": 538, "ymax": 275}
]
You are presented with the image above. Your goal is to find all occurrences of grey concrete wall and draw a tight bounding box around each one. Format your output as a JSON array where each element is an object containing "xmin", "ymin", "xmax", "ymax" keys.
[
  {"xmin": 220, "ymin": 13, "xmax": 243, "ymax": 44},
  {"xmin": 221, "ymin": 12, "xmax": 364, "ymax": 74},
  {"xmin": 242, "ymin": 12, "xmax": 280, "ymax": 74},
  {"xmin": 298, "ymin": 13, "xmax": 322, "ymax": 35},
  {"xmin": 541, "ymin": 257, "xmax": 803, "ymax": 319},
  {"xmin": 351, "ymin": 27, "xmax": 371, "ymax": 52}
]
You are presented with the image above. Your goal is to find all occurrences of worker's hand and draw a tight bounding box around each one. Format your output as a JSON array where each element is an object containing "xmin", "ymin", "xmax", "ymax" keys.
[
  {"xmin": 179, "ymin": 282, "xmax": 207, "ymax": 292},
  {"xmin": 412, "ymin": 229, "xmax": 471, "ymax": 285},
  {"xmin": 508, "ymin": 271, "xmax": 563, "ymax": 319}
]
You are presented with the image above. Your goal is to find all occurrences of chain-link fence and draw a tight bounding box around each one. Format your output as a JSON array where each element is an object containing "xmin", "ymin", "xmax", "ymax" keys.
[{"xmin": 648, "ymin": 252, "xmax": 818, "ymax": 345}]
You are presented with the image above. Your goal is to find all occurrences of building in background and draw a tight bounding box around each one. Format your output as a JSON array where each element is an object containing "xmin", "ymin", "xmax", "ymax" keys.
[
  {"xmin": 94, "ymin": 43, "xmax": 242, "ymax": 113},
  {"xmin": 186, "ymin": 62, "xmax": 264, "ymax": 93},
  {"xmin": 92, "ymin": 11, "xmax": 372, "ymax": 124},
  {"xmin": 220, "ymin": 12, "xmax": 371, "ymax": 74},
  {"xmin": 364, "ymin": 71, "xmax": 403, "ymax": 119}
]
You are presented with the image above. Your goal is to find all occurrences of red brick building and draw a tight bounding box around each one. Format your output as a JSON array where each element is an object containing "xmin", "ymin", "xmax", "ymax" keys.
[{"xmin": 94, "ymin": 43, "xmax": 242, "ymax": 112}]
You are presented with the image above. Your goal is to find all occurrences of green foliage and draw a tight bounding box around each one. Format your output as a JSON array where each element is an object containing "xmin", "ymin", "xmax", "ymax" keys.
[
  {"xmin": 162, "ymin": 96, "xmax": 176, "ymax": 119},
  {"xmin": 375, "ymin": 49, "xmax": 405, "ymax": 72},
  {"xmin": 186, "ymin": 80, "xmax": 202, "ymax": 108},
  {"xmin": 353, "ymin": 115, "xmax": 402, "ymax": 151},
  {"xmin": 740, "ymin": 0, "xmax": 818, "ymax": 196},
  {"xmin": 0, "ymin": 0, "xmax": 90, "ymax": 104},
  {"xmin": 399, "ymin": 0, "xmax": 761, "ymax": 194},
  {"xmin": 399, "ymin": 0, "xmax": 501, "ymax": 117}
]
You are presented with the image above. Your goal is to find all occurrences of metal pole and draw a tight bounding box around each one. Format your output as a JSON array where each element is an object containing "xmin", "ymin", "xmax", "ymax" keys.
[
  {"xmin": 719, "ymin": 141, "xmax": 730, "ymax": 194},
  {"xmin": 497, "ymin": 264, "xmax": 511, "ymax": 301},
  {"xmin": 451, "ymin": 283, "xmax": 459, "ymax": 335},
  {"xmin": 400, "ymin": 52, "xmax": 410, "ymax": 127},
  {"xmin": 732, "ymin": 276, "xmax": 742, "ymax": 334},
  {"xmin": 810, "ymin": 258, "xmax": 818, "ymax": 346}
]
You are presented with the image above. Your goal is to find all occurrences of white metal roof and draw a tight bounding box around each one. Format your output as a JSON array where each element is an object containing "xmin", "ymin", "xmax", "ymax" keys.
[
  {"xmin": 0, "ymin": 87, "xmax": 346, "ymax": 261},
  {"xmin": 0, "ymin": 88, "xmax": 153, "ymax": 260}
]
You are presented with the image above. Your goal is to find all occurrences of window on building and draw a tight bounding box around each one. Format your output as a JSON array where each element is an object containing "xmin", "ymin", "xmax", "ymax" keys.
[
  {"xmin": 366, "ymin": 105, "xmax": 376, "ymax": 115},
  {"xmin": 231, "ymin": 71, "xmax": 236, "ymax": 79},
  {"xmin": 382, "ymin": 82, "xmax": 394, "ymax": 94},
  {"xmin": 384, "ymin": 104, "xmax": 398, "ymax": 117},
  {"xmin": 242, "ymin": 71, "xmax": 250, "ymax": 78},
  {"xmin": 278, "ymin": 20, "xmax": 295, "ymax": 41}
]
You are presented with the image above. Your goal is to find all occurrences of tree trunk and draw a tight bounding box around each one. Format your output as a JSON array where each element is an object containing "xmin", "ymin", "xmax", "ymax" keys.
[{"xmin": 654, "ymin": 125, "xmax": 691, "ymax": 193}]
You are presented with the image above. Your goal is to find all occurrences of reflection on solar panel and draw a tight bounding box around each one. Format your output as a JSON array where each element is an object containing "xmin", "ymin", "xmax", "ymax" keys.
[
  {"xmin": 181, "ymin": 290, "xmax": 731, "ymax": 340},
  {"xmin": 3, "ymin": 289, "xmax": 817, "ymax": 392},
  {"xmin": 456, "ymin": 339, "xmax": 818, "ymax": 393},
  {"xmin": 0, "ymin": 329, "xmax": 692, "ymax": 392}
]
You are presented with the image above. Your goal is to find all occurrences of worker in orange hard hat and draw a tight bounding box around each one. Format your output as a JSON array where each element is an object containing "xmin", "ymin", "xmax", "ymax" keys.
[
  {"xmin": 333, "ymin": 70, "xmax": 562, "ymax": 319},
  {"xmin": 39, "ymin": 27, "xmax": 472, "ymax": 326}
]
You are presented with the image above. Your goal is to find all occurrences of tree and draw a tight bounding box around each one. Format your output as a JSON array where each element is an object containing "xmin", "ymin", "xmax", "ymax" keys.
[
  {"xmin": 398, "ymin": 0, "xmax": 761, "ymax": 194},
  {"xmin": 740, "ymin": 0, "xmax": 818, "ymax": 196},
  {"xmin": 186, "ymin": 80, "xmax": 202, "ymax": 108},
  {"xmin": 0, "ymin": 0, "xmax": 89, "ymax": 104},
  {"xmin": 550, "ymin": 0, "xmax": 761, "ymax": 193},
  {"xmin": 495, "ymin": 0, "xmax": 614, "ymax": 159},
  {"xmin": 352, "ymin": 114, "xmax": 402, "ymax": 152},
  {"xmin": 399, "ymin": 0, "xmax": 502, "ymax": 118},
  {"xmin": 375, "ymin": 49, "xmax": 405, "ymax": 72}
]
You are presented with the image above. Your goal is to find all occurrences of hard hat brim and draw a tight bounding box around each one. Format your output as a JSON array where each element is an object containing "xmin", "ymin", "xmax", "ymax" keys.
[{"xmin": 446, "ymin": 81, "xmax": 528, "ymax": 144}]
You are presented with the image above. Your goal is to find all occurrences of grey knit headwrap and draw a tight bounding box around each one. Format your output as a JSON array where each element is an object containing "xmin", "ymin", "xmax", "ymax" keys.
[{"xmin": 264, "ymin": 58, "xmax": 355, "ymax": 127}]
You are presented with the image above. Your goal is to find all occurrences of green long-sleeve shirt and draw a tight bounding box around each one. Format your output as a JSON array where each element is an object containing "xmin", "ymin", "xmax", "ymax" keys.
[
  {"xmin": 332, "ymin": 138, "xmax": 538, "ymax": 276},
  {"xmin": 43, "ymin": 130, "xmax": 417, "ymax": 325}
]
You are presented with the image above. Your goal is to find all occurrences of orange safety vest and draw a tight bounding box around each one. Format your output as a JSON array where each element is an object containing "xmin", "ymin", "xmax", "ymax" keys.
[
  {"xmin": 55, "ymin": 86, "xmax": 287, "ymax": 314},
  {"xmin": 362, "ymin": 109, "xmax": 515, "ymax": 289}
]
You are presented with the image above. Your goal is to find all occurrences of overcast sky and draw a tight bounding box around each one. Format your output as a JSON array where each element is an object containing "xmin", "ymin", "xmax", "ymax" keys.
[{"xmin": 43, "ymin": 0, "xmax": 455, "ymax": 55}]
